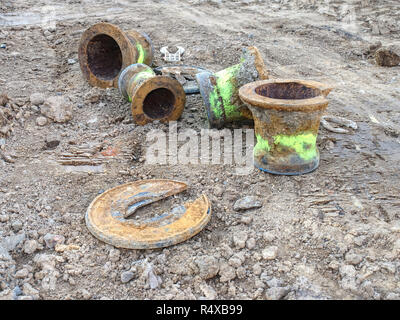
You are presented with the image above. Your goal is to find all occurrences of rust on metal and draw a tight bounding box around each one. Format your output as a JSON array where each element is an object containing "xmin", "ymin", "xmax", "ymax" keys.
[
  {"xmin": 196, "ymin": 46, "xmax": 269, "ymax": 128},
  {"xmin": 78, "ymin": 23, "xmax": 154, "ymax": 88},
  {"xmin": 239, "ymin": 79, "xmax": 332, "ymax": 175},
  {"xmin": 118, "ymin": 63, "xmax": 186, "ymax": 125},
  {"xmin": 85, "ymin": 180, "xmax": 212, "ymax": 249}
]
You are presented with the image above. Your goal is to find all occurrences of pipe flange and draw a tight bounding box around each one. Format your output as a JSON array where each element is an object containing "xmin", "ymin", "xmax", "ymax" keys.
[{"xmin": 85, "ymin": 180, "xmax": 212, "ymax": 249}]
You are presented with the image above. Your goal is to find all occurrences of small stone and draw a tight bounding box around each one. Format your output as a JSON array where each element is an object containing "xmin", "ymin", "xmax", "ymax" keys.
[
  {"xmin": 233, "ymin": 196, "xmax": 262, "ymax": 211},
  {"xmin": 15, "ymin": 268, "xmax": 29, "ymax": 279},
  {"xmin": 219, "ymin": 263, "xmax": 236, "ymax": 282},
  {"xmin": 233, "ymin": 231, "xmax": 248, "ymax": 249},
  {"xmin": 36, "ymin": 116, "xmax": 48, "ymax": 126},
  {"xmin": 0, "ymin": 214, "xmax": 9, "ymax": 222},
  {"xmin": 375, "ymin": 45, "xmax": 400, "ymax": 67},
  {"xmin": 109, "ymin": 249, "xmax": 120, "ymax": 262},
  {"xmin": 262, "ymin": 246, "xmax": 278, "ymax": 260},
  {"xmin": 252, "ymin": 263, "xmax": 262, "ymax": 276},
  {"xmin": 199, "ymin": 283, "xmax": 217, "ymax": 300},
  {"xmin": 246, "ymin": 238, "xmax": 256, "ymax": 250},
  {"xmin": 265, "ymin": 287, "xmax": 290, "ymax": 300},
  {"xmin": 121, "ymin": 271, "xmax": 135, "ymax": 283},
  {"xmin": 43, "ymin": 234, "xmax": 65, "ymax": 248},
  {"xmin": 45, "ymin": 135, "xmax": 60, "ymax": 149},
  {"xmin": 228, "ymin": 256, "xmax": 243, "ymax": 268},
  {"xmin": 41, "ymin": 96, "xmax": 73, "ymax": 123},
  {"xmin": 67, "ymin": 58, "xmax": 76, "ymax": 65},
  {"xmin": 11, "ymin": 220, "xmax": 23, "ymax": 231},
  {"xmin": 30, "ymin": 93, "xmax": 45, "ymax": 106},
  {"xmin": 345, "ymin": 253, "xmax": 363, "ymax": 265},
  {"xmin": 263, "ymin": 231, "xmax": 276, "ymax": 243},
  {"xmin": 195, "ymin": 256, "xmax": 219, "ymax": 280},
  {"xmin": 23, "ymin": 240, "xmax": 38, "ymax": 254}
]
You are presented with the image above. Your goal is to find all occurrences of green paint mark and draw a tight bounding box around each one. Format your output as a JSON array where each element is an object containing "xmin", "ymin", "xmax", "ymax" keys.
[
  {"xmin": 128, "ymin": 68, "xmax": 154, "ymax": 102},
  {"xmin": 136, "ymin": 43, "xmax": 146, "ymax": 64},
  {"xmin": 208, "ymin": 64, "xmax": 241, "ymax": 120},
  {"xmin": 274, "ymin": 133, "xmax": 317, "ymax": 161},
  {"xmin": 254, "ymin": 134, "xmax": 271, "ymax": 156}
]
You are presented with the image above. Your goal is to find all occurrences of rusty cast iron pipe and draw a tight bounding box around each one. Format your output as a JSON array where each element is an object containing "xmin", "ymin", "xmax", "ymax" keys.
[
  {"xmin": 196, "ymin": 46, "xmax": 269, "ymax": 129},
  {"xmin": 118, "ymin": 63, "xmax": 186, "ymax": 125},
  {"xmin": 239, "ymin": 79, "xmax": 332, "ymax": 175},
  {"xmin": 79, "ymin": 22, "xmax": 154, "ymax": 88}
]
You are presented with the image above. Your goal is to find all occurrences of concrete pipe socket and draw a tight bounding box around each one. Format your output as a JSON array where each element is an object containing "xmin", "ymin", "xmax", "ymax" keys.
[
  {"xmin": 118, "ymin": 64, "xmax": 186, "ymax": 125},
  {"xmin": 78, "ymin": 22, "xmax": 154, "ymax": 88},
  {"xmin": 196, "ymin": 46, "xmax": 269, "ymax": 129},
  {"xmin": 239, "ymin": 79, "xmax": 332, "ymax": 176}
]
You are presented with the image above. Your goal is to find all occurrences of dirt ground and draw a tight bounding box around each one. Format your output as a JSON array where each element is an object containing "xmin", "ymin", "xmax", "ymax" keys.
[{"xmin": 0, "ymin": 0, "xmax": 400, "ymax": 300}]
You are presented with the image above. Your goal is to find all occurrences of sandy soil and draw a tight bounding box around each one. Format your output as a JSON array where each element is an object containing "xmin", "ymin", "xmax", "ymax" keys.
[{"xmin": 0, "ymin": 0, "xmax": 400, "ymax": 300}]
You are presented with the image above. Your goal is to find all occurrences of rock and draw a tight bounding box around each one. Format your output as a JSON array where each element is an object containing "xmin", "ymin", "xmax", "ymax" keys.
[
  {"xmin": 199, "ymin": 283, "xmax": 217, "ymax": 299},
  {"xmin": 195, "ymin": 256, "xmax": 219, "ymax": 280},
  {"xmin": 22, "ymin": 283, "xmax": 39, "ymax": 299},
  {"xmin": 0, "ymin": 93, "xmax": 9, "ymax": 106},
  {"xmin": 23, "ymin": 240, "xmax": 38, "ymax": 254},
  {"xmin": 228, "ymin": 255, "xmax": 243, "ymax": 268},
  {"xmin": 252, "ymin": 263, "xmax": 262, "ymax": 276},
  {"xmin": 15, "ymin": 268, "xmax": 29, "ymax": 279},
  {"xmin": 375, "ymin": 45, "xmax": 400, "ymax": 67},
  {"xmin": 262, "ymin": 246, "xmax": 278, "ymax": 260},
  {"xmin": 45, "ymin": 135, "xmax": 60, "ymax": 149},
  {"xmin": 246, "ymin": 237, "xmax": 256, "ymax": 250},
  {"xmin": 43, "ymin": 234, "xmax": 65, "ymax": 249},
  {"xmin": 30, "ymin": 93, "xmax": 45, "ymax": 106},
  {"xmin": 339, "ymin": 265, "xmax": 358, "ymax": 292},
  {"xmin": 386, "ymin": 293, "xmax": 400, "ymax": 300},
  {"xmin": 143, "ymin": 263, "xmax": 162, "ymax": 289},
  {"xmin": 265, "ymin": 286, "xmax": 290, "ymax": 300},
  {"xmin": 36, "ymin": 116, "xmax": 48, "ymax": 126},
  {"xmin": 11, "ymin": 220, "xmax": 23, "ymax": 231},
  {"xmin": 233, "ymin": 231, "xmax": 248, "ymax": 249},
  {"xmin": 1, "ymin": 232, "xmax": 25, "ymax": 252},
  {"xmin": 266, "ymin": 277, "xmax": 284, "ymax": 288},
  {"xmin": 41, "ymin": 96, "xmax": 73, "ymax": 123},
  {"xmin": 291, "ymin": 276, "xmax": 330, "ymax": 300},
  {"xmin": 0, "ymin": 214, "xmax": 9, "ymax": 222},
  {"xmin": 109, "ymin": 249, "xmax": 120, "ymax": 262},
  {"xmin": 263, "ymin": 231, "xmax": 276, "ymax": 242},
  {"xmin": 345, "ymin": 252, "xmax": 363, "ymax": 265},
  {"xmin": 121, "ymin": 271, "xmax": 135, "ymax": 283},
  {"xmin": 233, "ymin": 196, "xmax": 262, "ymax": 211},
  {"xmin": 219, "ymin": 263, "xmax": 236, "ymax": 282}
]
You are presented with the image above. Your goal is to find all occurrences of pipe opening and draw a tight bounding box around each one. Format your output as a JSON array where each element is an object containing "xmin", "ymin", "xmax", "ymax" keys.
[
  {"xmin": 87, "ymin": 34, "xmax": 122, "ymax": 80},
  {"xmin": 143, "ymin": 88, "xmax": 175, "ymax": 119},
  {"xmin": 255, "ymin": 82, "xmax": 320, "ymax": 100}
]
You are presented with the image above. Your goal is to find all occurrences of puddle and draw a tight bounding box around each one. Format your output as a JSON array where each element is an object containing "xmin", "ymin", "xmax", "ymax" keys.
[
  {"xmin": 0, "ymin": 6, "xmax": 124, "ymax": 27},
  {"xmin": 62, "ymin": 164, "xmax": 104, "ymax": 173}
]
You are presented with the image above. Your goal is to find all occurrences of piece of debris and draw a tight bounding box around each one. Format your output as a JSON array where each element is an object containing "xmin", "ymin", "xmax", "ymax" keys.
[
  {"xmin": 30, "ymin": 92, "xmax": 45, "ymax": 106},
  {"xmin": 0, "ymin": 44, "xmax": 6, "ymax": 49},
  {"xmin": 160, "ymin": 46, "xmax": 185, "ymax": 62},
  {"xmin": 41, "ymin": 96, "xmax": 73, "ymax": 123},
  {"xmin": 0, "ymin": 93, "xmax": 9, "ymax": 106},
  {"xmin": 233, "ymin": 196, "xmax": 262, "ymax": 211},
  {"xmin": 321, "ymin": 115, "xmax": 358, "ymax": 134},
  {"xmin": 375, "ymin": 45, "xmax": 400, "ymax": 67},
  {"xmin": 36, "ymin": 116, "xmax": 47, "ymax": 126},
  {"xmin": 67, "ymin": 58, "xmax": 76, "ymax": 65},
  {"xmin": 85, "ymin": 180, "xmax": 212, "ymax": 249},
  {"xmin": 154, "ymin": 65, "xmax": 211, "ymax": 94},
  {"xmin": 0, "ymin": 149, "xmax": 16, "ymax": 163}
]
